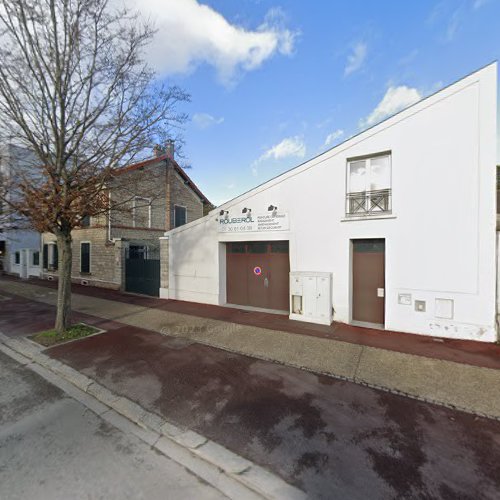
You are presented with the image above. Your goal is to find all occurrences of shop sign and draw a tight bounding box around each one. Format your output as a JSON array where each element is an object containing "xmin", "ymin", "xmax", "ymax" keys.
[{"xmin": 218, "ymin": 212, "xmax": 289, "ymax": 233}]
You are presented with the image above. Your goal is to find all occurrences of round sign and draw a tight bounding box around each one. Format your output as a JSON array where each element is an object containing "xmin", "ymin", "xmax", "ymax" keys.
[{"xmin": 253, "ymin": 266, "xmax": 262, "ymax": 276}]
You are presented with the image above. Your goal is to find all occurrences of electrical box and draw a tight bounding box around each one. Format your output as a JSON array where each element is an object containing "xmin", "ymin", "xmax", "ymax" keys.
[{"xmin": 289, "ymin": 271, "xmax": 333, "ymax": 325}]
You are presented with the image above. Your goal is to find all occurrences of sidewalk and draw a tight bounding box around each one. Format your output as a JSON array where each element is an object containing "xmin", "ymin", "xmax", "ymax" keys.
[
  {"xmin": 1, "ymin": 285, "xmax": 500, "ymax": 499},
  {"xmin": 2, "ymin": 277, "xmax": 500, "ymax": 419}
]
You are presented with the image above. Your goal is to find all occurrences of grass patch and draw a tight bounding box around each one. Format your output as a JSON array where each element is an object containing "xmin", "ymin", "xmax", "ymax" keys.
[{"xmin": 32, "ymin": 323, "xmax": 101, "ymax": 347}]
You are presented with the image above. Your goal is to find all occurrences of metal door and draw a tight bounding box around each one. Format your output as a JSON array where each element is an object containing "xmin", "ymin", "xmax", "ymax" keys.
[
  {"xmin": 352, "ymin": 239, "xmax": 385, "ymax": 325},
  {"xmin": 125, "ymin": 244, "xmax": 160, "ymax": 296},
  {"xmin": 226, "ymin": 241, "xmax": 289, "ymax": 311}
]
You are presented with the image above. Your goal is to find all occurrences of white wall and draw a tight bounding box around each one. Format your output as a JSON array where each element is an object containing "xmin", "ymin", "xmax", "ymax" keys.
[{"xmin": 164, "ymin": 63, "xmax": 498, "ymax": 342}]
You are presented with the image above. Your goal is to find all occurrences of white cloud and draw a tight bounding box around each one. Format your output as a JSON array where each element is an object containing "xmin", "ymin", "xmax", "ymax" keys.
[
  {"xmin": 252, "ymin": 136, "xmax": 306, "ymax": 176},
  {"xmin": 473, "ymin": 0, "xmax": 490, "ymax": 10},
  {"xmin": 344, "ymin": 42, "xmax": 367, "ymax": 76},
  {"xmin": 129, "ymin": 0, "xmax": 297, "ymax": 84},
  {"xmin": 192, "ymin": 112, "xmax": 224, "ymax": 129},
  {"xmin": 260, "ymin": 136, "xmax": 306, "ymax": 161},
  {"xmin": 323, "ymin": 129, "xmax": 344, "ymax": 147},
  {"xmin": 359, "ymin": 85, "xmax": 422, "ymax": 129}
]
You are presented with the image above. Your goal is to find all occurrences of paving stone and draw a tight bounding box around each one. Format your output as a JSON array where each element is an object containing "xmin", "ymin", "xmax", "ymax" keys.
[
  {"xmin": 137, "ymin": 410, "xmax": 166, "ymax": 434},
  {"xmin": 86, "ymin": 382, "xmax": 120, "ymax": 406},
  {"xmin": 173, "ymin": 430, "xmax": 208, "ymax": 449},
  {"xmin": 112, "ymin": 397, "xmax": 147, "ymax": 424},
  {"xmin": 0, "ymin": 343, "xmax": 32, "ymax": 365},
  {"xmin": 50, "ymin": 362, "xmax": 93, "ymax": 391},
  {"xmin": 154, "ymin": 437, "xmax": 261, "ymax": 500},
  {"xmin": 160, "ymin": 421, "xmax": 184, "ymax": 438},
  {"xmin": 100, "ymin": 409, "xmax": 160, "ymax": 446},
  {"xmin": 194, "ymin": 440, "xmax": 252, "ymax": 474},
  {"xmin": 5, "ymin": 338, "xmax": 40, "ymax": 359}
]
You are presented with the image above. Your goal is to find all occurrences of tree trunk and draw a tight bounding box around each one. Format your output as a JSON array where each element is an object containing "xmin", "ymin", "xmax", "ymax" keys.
[{"xmin": 55, "ymin": 232, "xmax": 72, "ymax": 333}]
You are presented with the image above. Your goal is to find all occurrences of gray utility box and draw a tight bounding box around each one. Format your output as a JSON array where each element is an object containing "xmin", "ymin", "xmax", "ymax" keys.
[{"xmin": 289, "ymin": 271, "xmax": 333, "ymax": 325}]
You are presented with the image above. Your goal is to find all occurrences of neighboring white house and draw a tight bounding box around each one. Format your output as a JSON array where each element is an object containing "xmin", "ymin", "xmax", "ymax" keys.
[
  {"xmin": 161, "ymin": 63, "xmax": 498, "ymax": 343},
  {"xmin": 0, "ymin": 144, "xmax": 42, "ymax": 279}
]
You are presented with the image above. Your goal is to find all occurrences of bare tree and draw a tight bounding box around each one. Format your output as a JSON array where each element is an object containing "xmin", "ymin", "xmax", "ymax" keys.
[{"xmin": 0, "ymin": 0, "xmax": 189, "ymax": 332}]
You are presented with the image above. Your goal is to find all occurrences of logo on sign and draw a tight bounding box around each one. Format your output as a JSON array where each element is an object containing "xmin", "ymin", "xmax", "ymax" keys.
[{"xmin": 253, "ymin": 266, "xmax": 262, "ymax": 276}]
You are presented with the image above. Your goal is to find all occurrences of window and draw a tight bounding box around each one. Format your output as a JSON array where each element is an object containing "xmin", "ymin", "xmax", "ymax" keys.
[
  {"xmin": 14, "ymin": 251, "xmax": 20, "ymax": 264},
  {"xmin": 51, "ymin": 244, "xmax": 58, "ymax": 270},
  {"xmin": 133, "ymin": 197, "xmax": 151, "ymax": 228},
  {"xmin": 346, "ymin": 153, "xmax": 391, "ymax": 216},
  {"xmin": 271, "ymin": 241, "xmax": 289, "ymax": 253},
  {"xmin": 32, "ymin": 251, "xmax": 40, "ymax": 266},
  {"xmin": 247, "ymin": 242, "xmax": 267, "ymax": 254},
  {"xmin": 80, "ymin": 242, "xmax": 90, "ymax": 273},
  {"xmin": 227, "ymin": 242, "xmax": 246, "ymax": 254},
  {"xmin": 42, "ymin": 244, "xmax": 48, "ymax": 269},
  {"xmin": 81, "ymin": 215, "xmax": 90, "ymax": 227},
  {"xmin": 174, "ymin": 205, "xmax": 187, "ymax": 228}
]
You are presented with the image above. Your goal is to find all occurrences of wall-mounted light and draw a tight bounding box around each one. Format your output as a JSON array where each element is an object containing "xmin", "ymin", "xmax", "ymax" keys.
[
  {"xmin": 219, "ymin": 209, "xmax": 229, "ymax": 220},
  {"xmin": 268, "ymin": 205, "xmax": 278, "ymax": 216},
  {"xmin": 242, "ymin": 207, "xmax": 251, "ymax": 215}
]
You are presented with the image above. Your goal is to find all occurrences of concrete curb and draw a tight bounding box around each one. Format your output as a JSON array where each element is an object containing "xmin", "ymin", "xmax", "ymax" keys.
[{"xmin": 0, "ymin": 333, "xmax": 305, "ymax": 500}]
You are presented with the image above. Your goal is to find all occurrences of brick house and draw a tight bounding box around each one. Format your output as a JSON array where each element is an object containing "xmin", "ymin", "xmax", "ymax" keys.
[{"xmin": 41, "ymin": 141, "xmax": 211, "ymax": 293}]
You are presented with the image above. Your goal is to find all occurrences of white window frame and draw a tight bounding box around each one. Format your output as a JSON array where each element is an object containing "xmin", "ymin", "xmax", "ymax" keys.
[
  {"xmin": 346, "ymin": 152, "xmax": 392, "ymax": 217},
  {"xmin": 80, "ymin": 241, "xmax": 91, "ymax": 274},
  {"xmin": 173, "ymin": 204, "xmax": 187, "ymax": 228},
  {"xmin": 346, "ymin": 153, "xmax": 392, "ymax": 194},
  {"xmin": 133, "ymin": 196, "xmax": 152, "ymax": 228},
  {"xmin": 48, "ymin": 242, "xmax": 57, "ymax": 269}
]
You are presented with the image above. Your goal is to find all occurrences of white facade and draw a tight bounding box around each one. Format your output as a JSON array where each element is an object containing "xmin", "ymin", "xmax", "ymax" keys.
[{"xmin": 162, "ymin": 63, "xmax": 498, "ymax": 342}]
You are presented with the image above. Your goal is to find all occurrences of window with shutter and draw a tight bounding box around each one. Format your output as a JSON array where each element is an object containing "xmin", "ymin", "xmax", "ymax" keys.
[{"xmin": 81, "ymin": 242, "xmax": 90, "ymax": 273}]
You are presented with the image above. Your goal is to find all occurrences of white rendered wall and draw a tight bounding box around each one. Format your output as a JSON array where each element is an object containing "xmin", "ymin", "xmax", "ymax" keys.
[{"xmin": 164, "ymin": 63, "xmax": 498, "ymax": 342}]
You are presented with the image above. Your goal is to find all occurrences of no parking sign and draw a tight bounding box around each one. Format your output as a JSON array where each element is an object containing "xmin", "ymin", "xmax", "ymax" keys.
[{"xmin": 253, "ymin": 266, "xmax": 262, "ymax": 276}]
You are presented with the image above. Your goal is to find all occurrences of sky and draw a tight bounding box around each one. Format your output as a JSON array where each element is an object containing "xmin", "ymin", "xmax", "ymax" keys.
[{"xmin": 130, "ymin": 0, "xmax": 500, "ymax": 206}]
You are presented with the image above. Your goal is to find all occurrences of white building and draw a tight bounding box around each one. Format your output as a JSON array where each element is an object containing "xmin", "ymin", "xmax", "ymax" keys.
[
  {"xmin": 161, "ymin": 63, "xmax": 498, "ymax": 343},
  {"xmin": 0, "ymin": 144, "xmax": 42, "ymax": 279}
]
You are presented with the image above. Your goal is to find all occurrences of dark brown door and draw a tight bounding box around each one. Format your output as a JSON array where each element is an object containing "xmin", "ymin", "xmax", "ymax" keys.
[
  {"xmin": 226, "ymin": 241, "xmax": 289, "ymax": 311},
  {"xmin": 226, "ymin": 242, "xmax": 248, "ymax": 306},
  {"xmin": 352, "ymin": 239, "xmax": 385, "ymax": 325}
]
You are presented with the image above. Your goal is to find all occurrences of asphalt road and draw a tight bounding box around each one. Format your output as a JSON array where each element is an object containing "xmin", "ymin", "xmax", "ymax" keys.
[
  {"xmin": 0, "ymin": 351, "xmax": 225, "ymax": 500},
  {"xmin": 48, "ymin": 327, "xmax": 500, "ymax": 500}
]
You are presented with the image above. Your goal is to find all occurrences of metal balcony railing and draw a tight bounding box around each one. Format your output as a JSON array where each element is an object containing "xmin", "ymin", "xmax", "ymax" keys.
[{"xmin": 346, "ymin": 188, "xmax": 392, "ymax": 216}]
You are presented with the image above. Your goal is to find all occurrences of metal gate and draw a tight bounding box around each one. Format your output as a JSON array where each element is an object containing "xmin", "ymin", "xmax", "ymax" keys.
[{"xmin": 125, "ymin": 244, "xmax": 160, "ymax": 296}]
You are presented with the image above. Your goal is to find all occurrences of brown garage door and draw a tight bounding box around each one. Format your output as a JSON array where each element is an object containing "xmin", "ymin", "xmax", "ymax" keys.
[
  {"xmin": 352, "ymin": 239, "xmax": 385, "ymax": 325},
  {"xmin": 226, "ymin": 241, "xmax": 290, "ymax": 311}
]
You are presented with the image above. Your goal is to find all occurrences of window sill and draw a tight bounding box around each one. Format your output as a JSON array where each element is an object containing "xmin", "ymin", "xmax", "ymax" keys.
[
  {"xmin": 341, "ymin": 213, "xmax": 397, "ymax": 222},
  {"xmin": 80, "ymin": 272, "xmax": 92, "ymax": 276}
]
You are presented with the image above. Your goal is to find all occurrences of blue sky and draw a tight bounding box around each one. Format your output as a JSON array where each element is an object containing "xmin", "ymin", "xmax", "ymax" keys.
[{"xmin": 133, "ymin": 0, "xmax": 500, "ymax": 205}]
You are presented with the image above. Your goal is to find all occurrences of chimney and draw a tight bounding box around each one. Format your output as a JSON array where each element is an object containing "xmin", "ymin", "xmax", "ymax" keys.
[
  {"xmin": 166, "ymin": 139, "xmax": 175, "ymax": 160},
  {"xmin": 153, "ymin": 144, "xmax": 164, "ymax": 157}
]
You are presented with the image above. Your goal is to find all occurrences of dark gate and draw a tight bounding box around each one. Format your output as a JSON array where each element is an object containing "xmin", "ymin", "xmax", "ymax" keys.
[{"xmin": 125, "ymin": 244, "xmax": 160, "ymax": 296}]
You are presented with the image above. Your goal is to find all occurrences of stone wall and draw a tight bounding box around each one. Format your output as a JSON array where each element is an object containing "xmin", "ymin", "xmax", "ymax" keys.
[
  {"xmin": 41, "ymin": 228, "xmax": 122, "ymax": 289},
  {"xmin": 168, "ymin": 166, "xmax": 204, "ymax": 228},
  {"xmin": 110, "ymin": 161, "xmax": 167, "ymax": 237}
]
